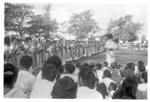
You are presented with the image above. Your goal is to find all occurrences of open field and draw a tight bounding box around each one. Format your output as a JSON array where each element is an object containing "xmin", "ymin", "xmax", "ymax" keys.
[{"xmin": 75, "ymin": 49, "xmax": 148, "ymax": 66}]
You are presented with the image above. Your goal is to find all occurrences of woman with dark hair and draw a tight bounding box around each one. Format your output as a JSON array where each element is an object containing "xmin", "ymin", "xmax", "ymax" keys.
[
  {"xmin": 51, "ymin": 76, "xmax": 77, "ymax": 98},
  {"xmin": 4, "ymin": 63, "xmax": 26, "ymax": 98},
  {"xmin": 112, "ymin": 76, "xmax": 138, "ymax": 99}
]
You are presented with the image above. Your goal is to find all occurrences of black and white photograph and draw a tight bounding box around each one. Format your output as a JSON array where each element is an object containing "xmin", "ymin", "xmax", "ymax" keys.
[{"xmin": 3, "ymin": 1, "xmax": 148, "ymax": 99}]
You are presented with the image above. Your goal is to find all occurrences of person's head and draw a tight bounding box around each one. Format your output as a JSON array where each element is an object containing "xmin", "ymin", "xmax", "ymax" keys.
[
  {"xmin": 138, "ymin": 60, "xmax": 144, "ymax": 66},
  {"xmin": 82, "ymin": 63, "xmax": 89, "ymax": 67},
  {"xmin": 103, "ymin": 70, "xmax": 111, "ymax": 78},
  {"xmin": 89, "ymin": 62, "xmax": 95, "ymax": 69},
  {"xmin": 108, "ymin": 82, "xmax": 117, "ymax": 92},
  {"xmin": 96, "ymin": 83, "xmax": 108, "ymax": 98},
  {"xmin": 121, "ymin": 69, "xmax": 134, "ymax": 78},
  {"xmin": 4, "ymin": 36, "xmax": 10, "ymax": 46},
  {"xmin": 79, "ymin": 66, "xmax": 97, "ymax": 89},
  {"xmin": 42, "ymin": 64, "xmax": 57, "ymax": 82},
  {"xmin": 65, "ymin": 63, "xmax": 75, "ymax": 74},
  {"xmin": 140, "ymin": 71, "xmax": 147, "ymax": 83},
  {"xmin": 120, "ymin": 76, "xmax": 138, "ymax": 99},
  {"xmin": 46, "ymin": 55, "xmax": 62, "ymax": 73},
  {"xmin": 96, "ymin": 63, "xmax": 102, "ymax": 70},
  {"xmin": 103, "ymin": 62, "xmax": 108, "ymax": 67},
  {"xmin": 51, "ymin": 76, "xmax": 77, "ymax": 98},
  {"xmin": 75, "ymin": 62, "xmax": 81, "ymax": 69},
  {"xmin": 20, "ymin": 55, "xmax": 33, "ymax": 71},
  {"xmin": 138, "ymin": 64, "xmax": 145, "ymax": 73},
  {"xmin": 126, "ymin": 62, "xmax": 135, "ymax": 71},
  {"xmin": 11, "ymin": 37, "xmax": 17, "ymax": 44},
  {"xmin": 111, "ymin": 62, "xmax": 118, "ymax": 69},
  {"xmin": 4, "ymin": 63, "xmax": 18, "ymax": 94},
  {"xmin": 105, "ymin": 34, "xmax": 113, "ymax": 40}
]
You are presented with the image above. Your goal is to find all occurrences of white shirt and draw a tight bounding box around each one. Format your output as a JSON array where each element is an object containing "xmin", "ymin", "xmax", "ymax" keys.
[
  {"xmin": 138, "ymin": 83, "xmax": 147, "ymax": 92},
  {"xmin": 74, "ymin": 68, "xmax": 79, "ymax": 76},
  {"xmin": 96, "ymin": 70, "xmax": 103, "ymax": 83},
  {"xmin": 105, "ymin": 39, "xmax": 118, "ymax": 49},
  {"xmin": 4, "ymin": 87, "xmax": 26, "ymax": 98},
  {"xmin": 60, "ymin": 74, "xmax": 78, "ymax": 82},
  {"xmin": 100, "ymin": 78, "xmax": 115, "ymax": 93},
  {"xmin": 77, "ymin": 86, "xmax": 103, "ymax": 99},
  {"xmin": 30, "ymin": 79, "xmax": 55, "ymax": 98},
  {"xmin": 15, "ymin": 70, "xmax": 36, "ymax": 91}
]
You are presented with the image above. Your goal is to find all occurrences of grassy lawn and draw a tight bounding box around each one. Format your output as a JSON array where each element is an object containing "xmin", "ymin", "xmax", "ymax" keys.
[{"xmin": 76, "ymin": 49, "xmax": 148, "ymax": 66}]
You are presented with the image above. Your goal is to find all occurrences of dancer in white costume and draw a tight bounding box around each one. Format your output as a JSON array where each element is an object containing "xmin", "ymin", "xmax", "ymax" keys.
[{"xmin": 105, "ymin": 34, "xmax": 118, "ymax": 67}]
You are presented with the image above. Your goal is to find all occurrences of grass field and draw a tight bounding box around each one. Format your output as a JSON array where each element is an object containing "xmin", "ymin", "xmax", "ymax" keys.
[{"xmin": 76, "ymin": 49, "xmax": 148, "ymax": 66}]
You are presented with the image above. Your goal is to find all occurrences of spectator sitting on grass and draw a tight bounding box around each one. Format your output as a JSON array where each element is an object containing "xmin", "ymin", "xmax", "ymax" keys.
[
  {"xmin": 136, "ymin": 61, "xmax": 146, "ymax": 77},
  {"xmin": 101, "ymin": 69, "xmax": 116, "ymax": 97},
  {"xmin": 96, "ymin": 63, "xmax": 103, "ymax": 82},
  {"xmin": 30, "ymin": 64, "xmax": 58, "ymax": 98},
  {"xmin": 111, "ymin": 62, "xmax": 122, "ymax": 86},
  {"xmin": 4, "ymin": 63, "xmax": 26, "ymax": 98},
  {"xmin": 96, "ymin": 83, "xmax": 108, "ymax": 99},
  {"xmin": 51, "ymin": 76, "xmax": 77, "ymax": 98},
  {"xmin": 113, "ymin": 76, "xmax": 138, "ymax": 99},
  {"xmin": 77, "ymin": 66, "xmax": 103, "ymax": 99},
  {"xmin": 136, "ymin": 71, "xmax": 147, "ymax": 99},
  {"xmin": 15, "ymin": 55, "xmax": 35, "ymax": 96},
  {"xmin": 125, "ymin": 62, "xmax": 135, "ymax": 71},
  {"xmin": 102, "ymin": 61, "xmax": 110, "ymax": 72},
  {"xmin": 60, "ymin": 62, "xmax": 78, "ymax": 82}
]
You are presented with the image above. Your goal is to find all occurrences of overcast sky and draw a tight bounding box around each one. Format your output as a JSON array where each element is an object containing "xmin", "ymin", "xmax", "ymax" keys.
[{"xmin": 33, "ymin": 3, "xmax": 148, "ymax": 36}]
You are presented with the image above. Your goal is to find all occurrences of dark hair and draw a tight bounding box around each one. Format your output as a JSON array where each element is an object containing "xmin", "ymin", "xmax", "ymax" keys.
[
  {"xmin": 65, "ymin": 63, "xmax": 75, "ymax": 74},
  {"xmin": 109, "ymin": 82, "xmax": 117, "ymax": 91},
  {"xmin": 51, "ymin": 76, "xmax": 77, "ymax": 98},
  {"xmin": 79, "ymin": 66, "xmax": 96, "ymax": 89},
  {"xmin": 20, "ymin": 55, "xmax": 33, "ymax": 70},
  {"xmin": 89, "ymin": 62, "xmax": 95, "ymax": 69},
  {"xmin": 105, "ymin": 34, "xmax": 113, "ymax": 39},
  {"xmin": 82, "ymin": 63, "xmax": 89, "ymax": 67},
  {"xmin": 96, "ymin": 63, "xmax": 102, "ymax": 70},
  {"xmin": 97, "ymin": 83, "xmax": 108, "ymax": 98},
  {"xmin": 121, "ymin": 69, "xmax": 134, "ymax": 78},
  {"xmin": 103, "ymin": 70, "xmax": 111, "ymax": 78},
  {"xmin": 138, "ymin": 64, "xmax": 145, "ymax": 72},
  {"xmin": 138, "ymin": 61, "xmax": 144, "ymax": 66},
  {"xmin": 103, "ymin": 62, "xmax": 108, "ymax": 67},
  {"xmin": 142, "ymin": 71, "xmax": 147, "ymax": 83},
  {"xmin": 4, "ymin": 63, "xmax": 18, "ymax": 89},
  {"xmin": 4, "ymin": 36, "xmax": 10, "ymax": 45},
  {"xmin": 11, "ymin": 37, "xmax": 16, "ymax": 42},
  {"xmin": 46, "ymin": 55, "xmax": 62, "ymax": 73},
  {"xmin": 111, "ymin": 62, "xmax": 118, "ymax": 69},
  {"xmin": 42, "ymin": 64, "xmax": 57, "ymax": 81},
  {"xmin": 75, "ymin": 62, "xmax": 81, "ymax": 68},
  {"xmin": 126, "ymin": 62, "xmax": 135, "ymax": 71},
  {"xmin": 113, "ymin": 76, "xmax": 138, "ymax": 99}
]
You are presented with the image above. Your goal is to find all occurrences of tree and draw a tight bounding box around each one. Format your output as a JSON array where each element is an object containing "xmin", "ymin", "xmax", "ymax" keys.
[
  {"xmin": 107, "ymin": 15, "xmax": 143, "ymax": 42},
  {"xmin": 67, "ymin": 10, "xmax": 100, "ymax": 39},
  {"xmin": 5, "ymin": 3, "xmax": 33, "ymax": 36},
  {"xmin": 27, "ymin": 4, "xmax": 58, "ymax": 36}
]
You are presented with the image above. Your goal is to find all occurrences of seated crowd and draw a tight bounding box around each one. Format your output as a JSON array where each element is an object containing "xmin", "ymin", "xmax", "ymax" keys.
[{"xmin": 4, "ymin": 55, "xmax": 148, "ymax": 99}]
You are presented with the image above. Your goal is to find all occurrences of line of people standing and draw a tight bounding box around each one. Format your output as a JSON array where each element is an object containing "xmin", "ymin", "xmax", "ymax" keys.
[{"xmin": 4, "ymin": 35, "xmax": 104, "ymax": 68}]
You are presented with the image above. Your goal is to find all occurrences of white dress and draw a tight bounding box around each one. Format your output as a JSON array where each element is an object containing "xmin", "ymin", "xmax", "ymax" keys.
[
  {"xmin": 77, "ymin": 86, "xmax": 103, "ymax": 99},
  {"xmin": 105, "ymin": 39, "xmax": 118, "ymax": 67}
]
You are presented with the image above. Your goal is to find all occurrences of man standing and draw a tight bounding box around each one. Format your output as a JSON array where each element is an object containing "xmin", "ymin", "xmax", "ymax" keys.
[{"xmin": 105, "ymin": 34, "xmax": 118, "ymax": 67}]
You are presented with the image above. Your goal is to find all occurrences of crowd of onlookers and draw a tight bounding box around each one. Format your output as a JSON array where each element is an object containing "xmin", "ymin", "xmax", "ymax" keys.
[{"xmin": 4, "ymin": 54, "xmax": 147, "ymax": 99}]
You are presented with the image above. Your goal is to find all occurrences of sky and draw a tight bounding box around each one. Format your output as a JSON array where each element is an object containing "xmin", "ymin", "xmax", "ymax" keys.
[{"xmin": 32, "ymin": 3, "xmax": 148, "ymax": 36}]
